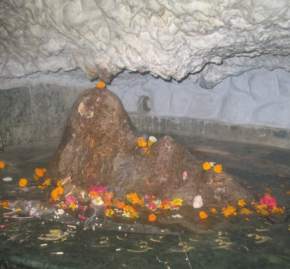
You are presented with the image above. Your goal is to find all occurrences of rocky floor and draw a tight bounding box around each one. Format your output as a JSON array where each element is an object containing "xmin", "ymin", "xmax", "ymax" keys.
[{"xmin": 0, "ymin": 138, "xmax": 290, "ymax": 269}]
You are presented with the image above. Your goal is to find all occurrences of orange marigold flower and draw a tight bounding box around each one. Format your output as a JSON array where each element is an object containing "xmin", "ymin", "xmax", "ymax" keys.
[
  {"xmin": 161, "ymin": 199, "xmax": 171, "ymax": 210},
  {"xmin": 210, "ymin": 208, "xmax": 217, "ymax": 214},
  {"xmin": 222, "ymin": 205, "xmax": 237, "ymax": 217},
  {"xmin": 18, "ymin": 178, "xmax": 28, "ymax": 188},
  {"xmin": 213, "ymin": 164, "xmax": 223, "ymax": 174},
  {"xmin": 0, "ymin": 200, "xmax": 9, "ymax": 209},
  {"xmin": 199, "ymin": 210, "xmax": 208, "ymax": 220},
  {"xmin": 202, "ymin": 162, "xmax": 211, "ymax": 171},
  {"xmin": 126, "ymin": 192, "xmax": 144, "ymax": 206},
  {"xmin": 148, "ymin": 213, "xmax": 157, "ymax": 222},
  {"xmin": 271, "ymin": 207, "xmax": 285, "ymax": 215},
  {"xmin": 237, "ymin": 199, "xmax": 247, "ymax": 208},
  {"xmin": 96, "ymin": 80, "xmax": 106, "ymax": 90},
  {"xmin": 113, "ymin": 199, "xmax": 126, "ymax": 209},
  {"xmin": 0, "ymin": 160, "xmax": 6, "ymax": 169},
  {"xmin": 136, "ymin": 137, "xmax": 148, "ymax": 148},
  {"xmin": 50, "ymin": 186, "xmax": 64, "ymax": 202},
  {"xmin": 34, "ymin": 167, "xmax": 47, "ymax": 179}
]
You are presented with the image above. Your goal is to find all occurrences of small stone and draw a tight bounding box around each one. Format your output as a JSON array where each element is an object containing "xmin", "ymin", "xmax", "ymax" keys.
[
  {"xmin": 2, "ymin": 177, "xmax": 13, "ymax": 182},
  {"xmin": 193, "ymin": 195, "xmax": 203, "ymax": 209}
]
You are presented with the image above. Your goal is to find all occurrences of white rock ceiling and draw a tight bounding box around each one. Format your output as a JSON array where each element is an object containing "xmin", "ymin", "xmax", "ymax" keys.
[{"xmin": 1, "ymin": 0, "xmax": 290, "ymax": 87}]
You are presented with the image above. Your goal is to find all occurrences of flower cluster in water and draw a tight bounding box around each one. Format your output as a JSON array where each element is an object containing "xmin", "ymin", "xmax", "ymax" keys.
[{"xmin": 0, "ymin": 159, "xmax": 287, "ymax": 225}]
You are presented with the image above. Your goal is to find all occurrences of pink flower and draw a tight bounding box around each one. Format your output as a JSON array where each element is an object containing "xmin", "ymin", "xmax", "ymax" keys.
[
  {"xmin": 147, "ymin": 202, "xmax": 157, "ymax": 211},
  {"xmin": 78, "ymin": 214, "xmax": 87, "ymax": 221},
  {"xmin": 89, "ymin": 185, "xmax": 107, "ymax": 195},
  {"xmin": 259, "ymin": 193, "xmax": 277, "ymax": 210},
  {"xmin": 65, "ymin": 195, "xmax": 78, "ymax": 205}
]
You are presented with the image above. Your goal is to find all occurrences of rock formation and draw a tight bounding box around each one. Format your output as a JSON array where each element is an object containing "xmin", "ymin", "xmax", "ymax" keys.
[
  {"xmin": 1, "ymin": 0, "xmax": 290, "ymax": 87},
  {"xmin": 51, "ymin": 87, "xmax": 251, "ymax": 209}
]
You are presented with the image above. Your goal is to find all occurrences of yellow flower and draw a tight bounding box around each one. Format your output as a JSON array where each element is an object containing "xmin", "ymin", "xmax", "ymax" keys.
[
  {"xmin": 171, "ymin": 198, "xmax": 183, "ymax": 207},
  {"xmin": 0, "ymin": 160, "xmax": 6, "ymax": 169},
  {"xmin": 105, "ymin": 208, "xmax": 114, "ymax": 217},
  {"xmin": 43, "ymin": 178, "xmax": 51, "ymax": 186},
  {"xmin": 95, "ymin": 80, "xmax": 106, "ymax": 90},
  {"xmin": 69, "ymin": 202, "xmax": 78, "ymax": 211},
  {"xmin": 18, "ymin": 178, "xmax": 28, "ymax": 188},
  {"xmin": 202, "ymin": 162, "xmax": 211, "ymax": 171},
  {"xmin": 238, "ymin": 199, "xmax": 247, "ymax": 208},
  {"xmin": 123, "ymin": 205, "xmax": 139, "ymax": 219},
  {"xmin": 254, "ymin": 204, "xmax": 269, "ymax": 216},
  {"xmin": 213, "ymin": 164, "xmax": 223, "ymax": 174},
  {"xmin": 222, "ymin": 205, "xmax": 237, "ymax": 217},
  {"xmin": 199, "ymin": 211, "xmax": 208, "ymax": 220},
  {"xmin": 239, "ymin": 208, "xmax": 253, "ymax": 215}
]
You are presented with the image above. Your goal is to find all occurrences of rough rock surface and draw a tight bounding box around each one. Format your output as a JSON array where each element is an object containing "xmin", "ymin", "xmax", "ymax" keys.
[
  {"xmin": 1, "ymin": 0, "xmax": 290, "ymax": 87},
  {"xmin": 51, "ymin": 88, "xmax": 251, "ymax": 208}
]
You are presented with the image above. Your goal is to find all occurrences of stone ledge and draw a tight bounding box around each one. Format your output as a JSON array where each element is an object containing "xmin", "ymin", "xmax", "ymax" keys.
[{"xmin": 129, "ymin": 113, "xmax": 290, "ymax": 150}]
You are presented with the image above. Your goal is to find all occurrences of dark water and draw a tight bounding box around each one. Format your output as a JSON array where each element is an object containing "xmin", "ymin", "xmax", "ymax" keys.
[{"xmin": 0, "ymin": 139, "xmax": 290, "ymax": 269}]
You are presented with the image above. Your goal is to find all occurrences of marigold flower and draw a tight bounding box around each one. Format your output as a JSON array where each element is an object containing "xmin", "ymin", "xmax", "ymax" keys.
[
  {"xmin": 239, "ymin": 208, "xmax": 253, "ymax": 215},
  {"xmin": 210, "ymin": 208, "xmax": 217, "ymax": 214},
  {"xmin": 126, "ymin": 192, "xmax": 144, "ymax": 206},
  {"xmin": 0, "ymin": 200, "xmax": 9, "ymax": 209},
  {"xmin": 148, "ymin": 213, "xmax": 157, "ymax": 222},
  {"xmin": 202, "ymin": 162, "xmax": 211, "ymax": 171},
  {"xmin": 0, "ymin": 160, "xmax": 6, "ymax": 169},
  {"xmin": 271, "ymin": 207, "xmax": 285, "ymax": 215},
  {"xmin": 113, "ymin": 199, "xmax": 126, "ymax": 209},
  {"xmin": 34, "ymin": 167, "xmax": 47, "ymax": 179},
  {"xmin": 161, "ymin": 199, "xmax": 171, "ymax": 210},
  {"xmin": 136, "ymin": 137, "xmax": 148, "ymax": 148},
  {"xmin": 95, "ymin": 80, "xmax": 106, "ymax": 90},
  {"xmin": 222, "ymin": 205, "xmax": 237, "ymax": 217},
  {"xmin": 123, "ymin": 205, "xmax": 139, "ymax": 219},
  {"xmin": 199, "ymin": 211, "xmax": 208, "ymax": 220},
  {"xmin": 18, "ymin": 178, "xmax": 28, "ymax": 188},
  {"xmin": 255, "ymin": 204, "xmax": 270, "ymax": 216},
  {"xmin": 43, "ymin": 178, "xmax": 51, "ymax": 186},
  {"xmin": 105, "ymin": 208, "xmax": 114, "ymax": 217},
  {"xmin": 238, "ymin": 199, "xmax": 247, "ymax": 208},
  {"xmin": 50, "ymin": 186, "xmax": 64, "ymax": 202},
  {"xmin": 69, "ymin": 202, "xmax": 78, "ymax": 210},
  {"xmin": 170, "ymin": 198, "xmax": 183, "ymax": 207},
  {"xmin": 213, "ymin": 164, "xmax": 223, "ymax": 174}
]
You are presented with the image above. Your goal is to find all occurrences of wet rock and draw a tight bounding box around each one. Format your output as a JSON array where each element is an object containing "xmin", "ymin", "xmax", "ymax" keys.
[{"xmin": 50, "ymin": 88, "xmax": 252, "ymax": 207}]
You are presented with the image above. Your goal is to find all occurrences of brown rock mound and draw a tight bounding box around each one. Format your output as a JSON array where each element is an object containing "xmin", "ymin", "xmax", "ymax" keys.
[{"xmin": 50, "ymin": 88, "xmax": 251, "ymax": 208}]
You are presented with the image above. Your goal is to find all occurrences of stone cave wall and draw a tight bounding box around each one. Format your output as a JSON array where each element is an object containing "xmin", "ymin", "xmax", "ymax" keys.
[{"xmin": 1, "ymin": 0, "xmax": 290, "ymax": 148}]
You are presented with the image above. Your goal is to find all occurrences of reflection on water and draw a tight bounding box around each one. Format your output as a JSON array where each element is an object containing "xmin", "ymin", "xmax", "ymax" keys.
[{"xmin": 0, "ymin": 139, "xmax": 290, "ymax": 269}]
